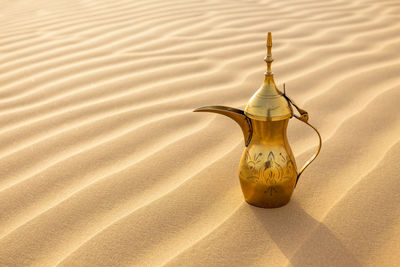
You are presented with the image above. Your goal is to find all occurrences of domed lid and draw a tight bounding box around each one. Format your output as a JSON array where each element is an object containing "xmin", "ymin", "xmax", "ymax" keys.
[{"xmin": 244, "ymin": 32, "xmax": 292, "ymax": 121}]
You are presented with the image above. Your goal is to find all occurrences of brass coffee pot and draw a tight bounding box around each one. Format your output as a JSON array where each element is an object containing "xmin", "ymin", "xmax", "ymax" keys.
[{"xmin": 194, "ymin": 33, "xmax": 322, "ymax": 208}]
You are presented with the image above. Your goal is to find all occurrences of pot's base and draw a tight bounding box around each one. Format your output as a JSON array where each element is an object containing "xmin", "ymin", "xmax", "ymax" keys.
[{"xmin": 245, "ymin": 198, "xmax": 290, "ymax": 209}]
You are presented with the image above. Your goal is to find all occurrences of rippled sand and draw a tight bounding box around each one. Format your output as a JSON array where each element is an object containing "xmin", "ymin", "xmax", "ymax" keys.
[{"xmin": 0, "ymin": 0, "xmax": 399, "ymax": 266}]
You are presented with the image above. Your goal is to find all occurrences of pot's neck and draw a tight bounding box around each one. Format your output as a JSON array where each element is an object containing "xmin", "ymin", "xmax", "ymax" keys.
[{"xmin": 250, "ymin": 119, "xmax": 288, "ymax": 144}]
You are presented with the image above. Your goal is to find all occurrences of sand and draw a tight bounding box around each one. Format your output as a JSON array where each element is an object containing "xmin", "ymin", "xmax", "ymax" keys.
[{"xmin": 0, "ymin": 0, "xmax": 399, "ymax": 266}]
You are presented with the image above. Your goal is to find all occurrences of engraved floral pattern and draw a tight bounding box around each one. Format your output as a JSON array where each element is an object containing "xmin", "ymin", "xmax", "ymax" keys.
[
  {"xmin": 241, "ymin": 151, "xmax": 296, "ymax": 195},
  {"xmin": 240, "ymin": 151, "xmax": 263, "ymax": 183},
  {"xmin": 262, "ymin": 152, "xmax": 283, "ymax": 195}
]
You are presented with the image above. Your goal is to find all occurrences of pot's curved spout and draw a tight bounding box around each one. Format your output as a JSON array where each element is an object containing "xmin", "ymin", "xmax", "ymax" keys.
[{"xmin": 193, "ymin": 106, "xmax": 253, "ymax": 146}]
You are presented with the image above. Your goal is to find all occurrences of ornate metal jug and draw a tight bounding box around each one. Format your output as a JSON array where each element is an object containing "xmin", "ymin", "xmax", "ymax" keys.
[{"xmin": 194, "ymin": 33, "xmax": 322, "ymax": 208}]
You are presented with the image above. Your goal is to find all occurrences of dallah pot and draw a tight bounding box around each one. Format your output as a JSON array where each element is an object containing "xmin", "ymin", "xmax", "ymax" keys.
[{"xmin": 194, "ymin": 33, "xmax": 322, "ymax": 208}]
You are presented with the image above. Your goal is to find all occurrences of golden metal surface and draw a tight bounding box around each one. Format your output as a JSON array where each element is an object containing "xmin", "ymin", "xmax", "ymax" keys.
[
  {"xmin": 238, "ymin": 119, "xmax": 297, "ymax": 208},
  {"xmin": 283, "ymin": 85, "xmax": 322, "ymax": 186},
  {"xmin": 194, "ymin": 32, "xmax": 322, "ymax": 208},
  {"xmin": 265, "ymin": 32, "xmax": 273, "ymax": 75},
  {"xmin": 194, "ymin": 106, "xmax": 253, "ymax": 146},
  {"xmin": 244, "ymin": 32, "xmax": 292, "ymax": 121},
  {"xmin": 294, "ymin": 118, "xmax": 322, "ymax": 186}
]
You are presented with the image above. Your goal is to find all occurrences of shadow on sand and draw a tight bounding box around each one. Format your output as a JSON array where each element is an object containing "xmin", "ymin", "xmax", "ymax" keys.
[{"xmin": 247, "ymin": 200, "xmax": 361, "ymax": 266}]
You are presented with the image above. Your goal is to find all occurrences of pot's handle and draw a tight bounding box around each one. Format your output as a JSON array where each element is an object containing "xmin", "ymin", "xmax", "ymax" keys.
[
  {"xmin": 282, "ymin": 84, "xmax": 322, "ymax": 187},
  {"xmin": 293, "ymin": 115, "xmax": 322, "ymax": 186}
]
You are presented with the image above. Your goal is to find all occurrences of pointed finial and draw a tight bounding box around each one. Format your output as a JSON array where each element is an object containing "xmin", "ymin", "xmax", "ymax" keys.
[{"xmin": 265, "ymin": 32, "xmax": 274, "ymax": 75}]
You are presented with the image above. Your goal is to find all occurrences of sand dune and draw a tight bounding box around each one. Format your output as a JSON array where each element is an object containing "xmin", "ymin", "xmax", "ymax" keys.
[{"xmin": 0, "ymin": 0, "xmax": 399, "ymax": 266}]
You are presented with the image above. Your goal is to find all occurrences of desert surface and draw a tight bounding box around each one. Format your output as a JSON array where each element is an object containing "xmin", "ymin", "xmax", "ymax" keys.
[{"xmin": 0, "ymin": 0, "xmax": 399, "ymax": 266}]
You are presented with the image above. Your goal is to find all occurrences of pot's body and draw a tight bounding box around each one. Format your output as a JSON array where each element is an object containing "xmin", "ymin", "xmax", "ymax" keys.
[{"xmin": 239, "ymin": 119, "xmax": 297, "ymax": 208}]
